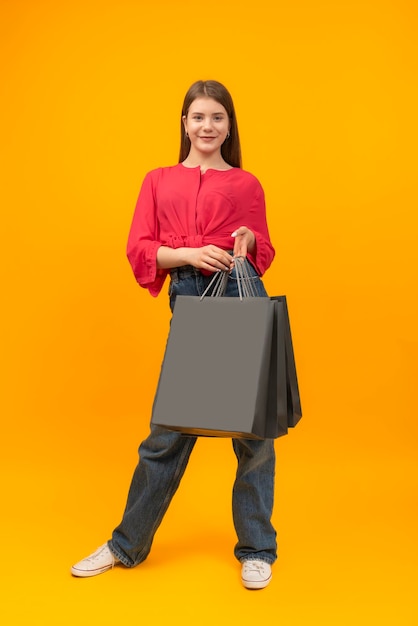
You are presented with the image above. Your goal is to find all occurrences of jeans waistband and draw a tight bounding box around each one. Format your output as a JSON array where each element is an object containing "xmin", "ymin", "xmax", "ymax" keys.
[{"xmin": 169, "ymin": 265, "xmax": 200, "ymax": 281}]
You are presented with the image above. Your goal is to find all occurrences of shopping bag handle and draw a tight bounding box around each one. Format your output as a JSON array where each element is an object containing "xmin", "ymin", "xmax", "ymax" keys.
[{"xmin": 200, "ymin": 256, "xmax": 257, "ymax": 301}]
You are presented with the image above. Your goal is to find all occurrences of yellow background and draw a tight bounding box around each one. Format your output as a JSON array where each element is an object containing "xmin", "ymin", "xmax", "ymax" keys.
[{"xmin": 1, "ymin": 0, "xmax": 417, "ymax": 624}]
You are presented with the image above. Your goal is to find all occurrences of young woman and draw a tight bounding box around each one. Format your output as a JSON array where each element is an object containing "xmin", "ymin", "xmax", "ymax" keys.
[{"xmin": 71, "ymin": 80, "xmax": 277, "ymax": 590}]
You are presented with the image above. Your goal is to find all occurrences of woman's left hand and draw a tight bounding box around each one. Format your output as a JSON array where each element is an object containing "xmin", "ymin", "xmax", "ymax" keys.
[{"xmin": 231, "ymin": 226, "xmax": 256, "ymax": 259}]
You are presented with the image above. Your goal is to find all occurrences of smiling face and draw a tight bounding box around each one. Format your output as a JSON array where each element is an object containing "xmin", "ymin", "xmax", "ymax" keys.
[{"xmin": 183, "ymin": 97, "xmax": 230, "ymax": 160}]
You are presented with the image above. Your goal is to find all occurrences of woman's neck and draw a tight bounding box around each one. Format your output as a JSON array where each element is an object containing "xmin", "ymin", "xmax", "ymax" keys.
[{"xmin": 182, "ymin": 151, "xmax": 231, "ymax": 173}]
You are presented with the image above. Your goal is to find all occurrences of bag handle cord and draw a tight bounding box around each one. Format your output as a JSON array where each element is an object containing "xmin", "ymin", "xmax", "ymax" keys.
[{"xmin": 200, "ymin": 256, "xmax": 257, "ymax": 301}]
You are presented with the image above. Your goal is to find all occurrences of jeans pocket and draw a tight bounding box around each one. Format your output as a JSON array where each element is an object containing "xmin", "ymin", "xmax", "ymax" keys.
[{"xmin": 168, "ymin": 280, "xmax": 178, "ymax": 312}]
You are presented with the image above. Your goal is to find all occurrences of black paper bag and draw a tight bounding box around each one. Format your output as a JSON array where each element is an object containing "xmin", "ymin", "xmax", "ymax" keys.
[
  {"xmin": 151, "ymin": 295, "xmax": 289, "ymax": 439},
  {"xmin": 271, "ymin": 296, "xmax": 302, "ymax": 428}
]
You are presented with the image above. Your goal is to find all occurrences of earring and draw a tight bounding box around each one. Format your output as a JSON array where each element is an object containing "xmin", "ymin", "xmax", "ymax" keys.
[
  {"xmin": 226, "ymin": 132, "xmax": 230, "ymax": 139},
  {"xmin": 185, "ymin": 131, "xmax": 189, "ymax": 138}
]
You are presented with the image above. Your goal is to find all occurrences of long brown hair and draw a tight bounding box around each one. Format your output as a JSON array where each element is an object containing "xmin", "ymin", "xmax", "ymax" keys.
[{"xmin": 179, "ymin": 80, "xmax": 242, "ymax": 168}]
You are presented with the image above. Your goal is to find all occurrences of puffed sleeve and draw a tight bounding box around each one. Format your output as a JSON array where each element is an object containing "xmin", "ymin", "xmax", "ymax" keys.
[
  {"xmin": 126, "ymin": 169, "xmax": 168, "ymax": 297},
  {"xmin": 245, "ymin": 181, "xmax": 275, "ymax": 276}
]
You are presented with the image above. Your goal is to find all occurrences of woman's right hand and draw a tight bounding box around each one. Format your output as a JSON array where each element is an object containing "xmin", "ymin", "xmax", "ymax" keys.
[{"xmin": 185, "ymin": 245, "xmax": 234, "ymax": 272}]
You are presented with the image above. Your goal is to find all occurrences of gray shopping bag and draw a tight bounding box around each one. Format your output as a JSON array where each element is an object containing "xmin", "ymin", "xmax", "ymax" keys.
[{"xmin": 151, "ymin": 295, "xmax": 288, "ymax": 439}]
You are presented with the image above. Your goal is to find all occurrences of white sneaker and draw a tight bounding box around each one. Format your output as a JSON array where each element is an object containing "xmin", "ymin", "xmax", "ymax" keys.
[
  {"xmin": 241, "ymin": 559, "xmax": 272, "ymax": 589},
  {"xmin": 71, "ymin": 544, "xmax": 119, "ymax": 577}
]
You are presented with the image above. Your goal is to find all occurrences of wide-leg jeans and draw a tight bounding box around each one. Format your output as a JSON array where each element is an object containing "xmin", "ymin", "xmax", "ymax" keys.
[{"xmin": 109, "ymin": 263, "xmax": 277, "ymax": 566}]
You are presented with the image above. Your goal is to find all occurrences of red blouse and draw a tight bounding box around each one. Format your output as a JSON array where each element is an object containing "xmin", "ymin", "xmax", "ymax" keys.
[{"xmin": 127, "ymin": 164, "xmax": 275, "ymax": 297}]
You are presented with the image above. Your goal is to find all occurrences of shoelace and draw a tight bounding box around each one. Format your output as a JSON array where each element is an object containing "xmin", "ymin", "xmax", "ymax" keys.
[
  {"xmin": 86, "ymin": 545, "xmax": 116, "ymax": 567},
  {"xmin": 244, "ymin": 560, "xmax": 267, "ymax": 576},
  {"xmin": 243, "ymin": 560, "xmax": 268, "ymax": 573}
]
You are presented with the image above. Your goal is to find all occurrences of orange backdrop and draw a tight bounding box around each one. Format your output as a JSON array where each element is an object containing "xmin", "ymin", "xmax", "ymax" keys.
[{"xmin": 1, "ymin": 1, "xmax": 417, "ymax": 624}]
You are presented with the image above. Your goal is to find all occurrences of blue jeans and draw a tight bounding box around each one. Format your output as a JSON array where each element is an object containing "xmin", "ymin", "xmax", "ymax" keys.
[{"xmin": 109, "ymin": 263, "xmax": 277, "ymax": 566}]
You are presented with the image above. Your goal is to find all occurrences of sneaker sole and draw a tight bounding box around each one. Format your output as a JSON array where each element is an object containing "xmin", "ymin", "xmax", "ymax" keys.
[
  {"xmin": 242, "ymin": 574, "xmax": 272, "ymax": 590},
  {"xmin": 70, "ymin": 564, "xmax": 113, "ymax": 578}
]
